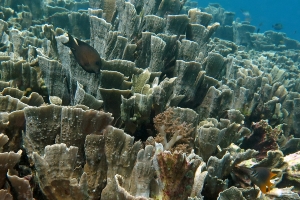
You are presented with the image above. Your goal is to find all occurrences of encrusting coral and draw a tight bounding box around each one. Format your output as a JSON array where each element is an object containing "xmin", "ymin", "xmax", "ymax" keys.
[{"xmin": 0, "ymin": 0, "xmax": 300, "ymax": 199}]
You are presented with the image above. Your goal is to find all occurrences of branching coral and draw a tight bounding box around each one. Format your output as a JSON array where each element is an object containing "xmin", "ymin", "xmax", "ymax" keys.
[{"xmin": 153, "ymin": 107, "xmax": 194, "ymax": 152}]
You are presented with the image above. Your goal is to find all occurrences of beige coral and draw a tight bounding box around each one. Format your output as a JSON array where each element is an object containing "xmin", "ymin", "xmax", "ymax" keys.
[
  {"xmin": 0, "ymin": 190, "xmax": 13, "ymax": 200},
  {"xmin": 32, "ymin": 144, "xmax": 89, "ymax": 200},
  {"xmin": 0, "ymin": 133, "xmax": 9, "ymax": 152},
  {"xmin": 6, "ymin": 175, "xmax": 33, "ymax": 200},
  {"xmin": 0, "ymin": 149, "xmax": 22, "ymax": 189}
]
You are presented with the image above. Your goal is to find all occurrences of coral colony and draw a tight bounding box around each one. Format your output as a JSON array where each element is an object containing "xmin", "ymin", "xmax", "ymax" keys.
[{"xmin": 0, "ymin": 0, "xmax": 300, "ymax": 199}]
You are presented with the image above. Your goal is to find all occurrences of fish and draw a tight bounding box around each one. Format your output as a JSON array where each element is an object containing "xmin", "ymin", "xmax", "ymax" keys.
[
  {"xmin": 256, "ymin": 23, "xmax": 263, "ymax": 33},
  {"xmin": 236, "ymin": 166, "xmax": 277, "ymax": 193},
  {"xmin": 62, "ymin": 33, "xmax": 102, "ymax": 74},
  {"xmin": 272, "ymin": 23, "xmax": 283, "ymax": 31}
]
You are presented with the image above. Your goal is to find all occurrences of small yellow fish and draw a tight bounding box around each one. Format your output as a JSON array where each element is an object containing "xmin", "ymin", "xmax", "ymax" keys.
[
  {"xmin": 237, "ymin": 166, "xmax": 277, "ymax": 193},
  {"xmin": 62, "ymin": 33, "xmax": 102, "ymax": 74}
]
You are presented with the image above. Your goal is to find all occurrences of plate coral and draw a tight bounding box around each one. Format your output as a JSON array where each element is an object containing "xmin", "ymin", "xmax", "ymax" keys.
[{"xmin": 0, "ymin": 0, "xmax": 300, "ymax": 199}]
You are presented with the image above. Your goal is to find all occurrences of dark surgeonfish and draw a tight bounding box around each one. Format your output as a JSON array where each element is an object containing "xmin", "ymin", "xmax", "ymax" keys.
[
  {"xmin": 62, "ymin": 33, "xmax": 102, "ymax": 74},
  {"xmin": 256, "ymin": 22, "xmax": 263, "ymax": 33},
  {"xmin": 237, "ymin": 166, "xmax": 277, "ymax": 193},
  {"xmin": 272, "ymin": 23, "xmax": 283, "ymax": 30}
]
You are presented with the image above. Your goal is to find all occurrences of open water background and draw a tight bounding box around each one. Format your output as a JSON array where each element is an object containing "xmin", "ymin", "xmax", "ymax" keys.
[{"xmin": 198, "ymin": 0, "xmax": 300, "ymax": 42}]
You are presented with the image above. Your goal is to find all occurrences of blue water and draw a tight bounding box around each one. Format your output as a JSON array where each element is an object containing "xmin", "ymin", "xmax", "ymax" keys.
[{"xmin": 198, "ymin": 0, "xmax": 300, "ymax": 42}]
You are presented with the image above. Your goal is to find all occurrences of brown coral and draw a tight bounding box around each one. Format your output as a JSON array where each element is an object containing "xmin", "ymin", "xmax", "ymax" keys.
[
  {"xmin": 240, "ymin": 120, "xmax": 281, "ymax": 160},
  {"xmin": 153, "ymin": 150, "xmax": 202, "ymax": 200},
  {"xmin": 153, "ymin": 107, "xmax": 194, "ymax": 152}
]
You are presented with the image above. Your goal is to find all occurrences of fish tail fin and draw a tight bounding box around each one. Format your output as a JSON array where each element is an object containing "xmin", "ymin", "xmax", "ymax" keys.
[
  {"xmin": 259, "ymin": 185, "xmax": 267, "ymax": 193},
  {"xmin": 62, "ymin": 33, "xmax": 77, "ymax": 49},
  {"xmin": 269, "ymin": 172, "xmax": 277, "ymax": 179},
  {"xmin": 260, "ymin": 172, "xmax": 276, "ymax": 193}
]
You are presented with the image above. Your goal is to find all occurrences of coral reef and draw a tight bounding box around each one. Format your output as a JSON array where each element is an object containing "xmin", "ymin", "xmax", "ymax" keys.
[{"xmin": 0, "ymin": 0, "xmax": 300, "ymax": 199}]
